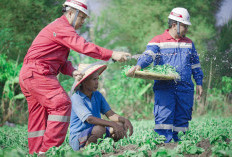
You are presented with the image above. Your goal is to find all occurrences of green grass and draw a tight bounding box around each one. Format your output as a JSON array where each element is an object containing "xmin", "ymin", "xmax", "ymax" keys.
[{"xmin": 0, "ymin": 117, "xmax": 232, "ymax": 157}]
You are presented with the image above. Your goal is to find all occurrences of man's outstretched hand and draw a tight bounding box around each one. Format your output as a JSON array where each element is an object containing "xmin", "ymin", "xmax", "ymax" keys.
[{"xmin": 112, "ymin": 51, "xmax": 131, "ymax": 62}]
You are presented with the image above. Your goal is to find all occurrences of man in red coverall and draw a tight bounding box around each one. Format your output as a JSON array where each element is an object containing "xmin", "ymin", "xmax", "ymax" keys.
[{"xmin": 19, "ymin": 0, "xmax": 131, "ymax": 155}]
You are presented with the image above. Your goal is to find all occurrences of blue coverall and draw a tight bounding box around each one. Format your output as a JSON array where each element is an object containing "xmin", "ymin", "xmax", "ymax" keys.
[{"xmin": 137, "ymin": 29, "xmax": 204, "ymax": 142}]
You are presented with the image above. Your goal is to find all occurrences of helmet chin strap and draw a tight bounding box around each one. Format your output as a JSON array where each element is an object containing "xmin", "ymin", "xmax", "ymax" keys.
[
  {"xmin": 177, "ymin": 21, "xmax": 180, "ymax": 37},
  {"xmin": 72, "ymin": 9, "xmax": 79, "ymax": 29}
]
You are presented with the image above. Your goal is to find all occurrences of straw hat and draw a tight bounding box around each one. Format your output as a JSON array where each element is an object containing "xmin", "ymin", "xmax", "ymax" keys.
[{"xmin": 74, "ymin": 64, "xmax": 107, "ymax": 89}]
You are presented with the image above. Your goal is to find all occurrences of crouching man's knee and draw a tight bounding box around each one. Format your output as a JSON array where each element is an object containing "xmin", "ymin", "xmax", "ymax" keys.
[{"xmin": 86, "ymin": 125, "xmax": 106, "ymax": 145}]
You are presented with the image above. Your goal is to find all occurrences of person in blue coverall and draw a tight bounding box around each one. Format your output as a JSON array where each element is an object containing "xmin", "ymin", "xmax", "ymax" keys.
[
  {"xmin": 127, "ymin": 7, "xmax": 204, "ymax": 143},
  {"xmin": 69, "ymin": 64, "xmax": 133, "ymax": 151}
]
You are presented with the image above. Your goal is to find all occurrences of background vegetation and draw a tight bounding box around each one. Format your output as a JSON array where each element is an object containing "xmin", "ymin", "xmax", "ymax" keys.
[
  {"xmin": 0, "ymin": 0, "xmax": 232, "ymax": 156},
  {"xmin": 0, "ymin": 0, "xmax": 231, "ymax": 125}
]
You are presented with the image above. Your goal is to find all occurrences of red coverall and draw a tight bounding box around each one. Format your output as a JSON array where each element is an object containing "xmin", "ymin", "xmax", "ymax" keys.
[{"xmin": 19, "ymin": 15, "xmax": 112, "ymax": 154}]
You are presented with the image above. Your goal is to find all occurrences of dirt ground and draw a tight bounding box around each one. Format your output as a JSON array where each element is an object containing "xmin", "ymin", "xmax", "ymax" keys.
[
  {"xmin": 101, "ymin": 138, "xmax": 222, "ymax": 157},
  {"xmin": 102, "ymin": 145, "xmax": 138, "ymax": 157}
]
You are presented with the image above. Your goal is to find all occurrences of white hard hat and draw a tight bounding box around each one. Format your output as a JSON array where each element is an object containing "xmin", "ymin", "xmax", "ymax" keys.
[
  {"xmin": 168, "ymin": 7, "xmax": 191, "ymax": 25},
  {"xmin": 63, "ymin": 0, "xmax": 89, "ymax": 17}
]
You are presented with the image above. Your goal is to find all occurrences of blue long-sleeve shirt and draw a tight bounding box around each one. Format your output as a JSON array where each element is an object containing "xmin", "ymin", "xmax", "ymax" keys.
[
  {"xmin": 69, "ymin": 90, "xmax": 111, "ymax": 150},
  {"xmin": 137, "ymin": 29, "xmax": 204, "ymax": 91}
]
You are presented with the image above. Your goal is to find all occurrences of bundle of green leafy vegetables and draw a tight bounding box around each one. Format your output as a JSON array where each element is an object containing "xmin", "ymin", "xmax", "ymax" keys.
[{"xmin": 122, "ymin": 65, "xmax": 180, "ymax": 78}]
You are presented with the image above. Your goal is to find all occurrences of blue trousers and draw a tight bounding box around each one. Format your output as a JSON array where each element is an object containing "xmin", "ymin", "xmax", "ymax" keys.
[
  {"xmin": 70, "ymin": 126, "xmax": 110, "ymax": 151},
  {"xmin": 153, "ymin": 89, "xmax": 194, "ymax": 143}
]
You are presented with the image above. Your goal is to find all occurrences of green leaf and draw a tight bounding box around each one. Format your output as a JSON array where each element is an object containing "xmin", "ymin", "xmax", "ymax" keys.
[
  {"xmin": 138, "ymin": 83, "xmax": 152, "ymax": 97},
  {"xmin": 13, "ymin": 94, "xmax": 25, "ymax": 100}
]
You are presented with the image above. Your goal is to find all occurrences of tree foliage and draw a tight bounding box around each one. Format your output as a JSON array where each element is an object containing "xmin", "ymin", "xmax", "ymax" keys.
[
  {"xmin": 0, "ymin": 0, "xmax": 64, "ymax": 61},
  {"xmin": 215, "ymin": 20, "xmax": 232, "ymax": 79},
  {"xmin": 94, "ymin": 0, "xmax": 222, "ymax": 55}
]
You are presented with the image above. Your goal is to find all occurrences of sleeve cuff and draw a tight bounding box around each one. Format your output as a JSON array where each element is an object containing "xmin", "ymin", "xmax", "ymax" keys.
[
  {"xmin": 60, "ymin": 61, "xmax": 76, "ymax": 77},
  {"xmin": 69, "ymin": 67, "xmax": 76, "ymax": 77},
  {"xmin": 195, "ymin": 79, "xmax": 203, "ymax": 85},
  {"xmin": 136, "ymin": 62, "xmax": 146, "ymax": 69},
  {"xmin": 102, "ymin": 108, "xmax": 111, "ymax": 115},
  {"xmin": 99, "ymin": 47, "xmax": 113, "ymax": 61},
  {"xmin": 80, "ymin": 113, "xmax": 92, "ymax": 123}
]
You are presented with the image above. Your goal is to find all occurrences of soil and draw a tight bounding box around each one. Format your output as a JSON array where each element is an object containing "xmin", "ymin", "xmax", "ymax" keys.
[
  {"xmin": 185, "ymin": 139, "xmax": 212, "ymax": 157},
  {"xmin": 102, "ymin": 145, "xmax": 138, "ymax": 157},
  {"xmin": 101, "ymin": 139, "xmax": 215, "ymax": 157},
  {"xmin": 155, "ymin": 142, "xmax": 178, "ymax": 150}
]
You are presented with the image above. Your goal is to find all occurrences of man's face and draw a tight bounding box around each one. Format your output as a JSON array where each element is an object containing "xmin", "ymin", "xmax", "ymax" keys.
[
  {"xmin": 82, "ymin": 72, "xmax": 99, "ymax": 92},
  {"xmin": 180, "ymin": 23, "xmax": 189, "ymax": 36},
  {"xmin": 174, "ymin": 22, "xmax": 189, "ymax": 37},
  {"xmin": 72, "ymin": 10, "xmax": 87, "ymax": 30}
]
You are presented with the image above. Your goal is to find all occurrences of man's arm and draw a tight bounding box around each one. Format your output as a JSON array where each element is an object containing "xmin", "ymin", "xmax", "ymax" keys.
[
  {"xmin": 191, "ymin": 43, "xmax": 204, "ymax": 99},
  {"xmin": 60, "ymin": 60, "xmax": 76, "ymax": 77},
  {"xmin": 105, "ymin": 110, "xmax": 133, "ymax": 136},
  {"xmin": 127, "ymin": 38, "xmax": 160, "ymax": 76},
  {"xmin": 54, "ymin": 26, "xmax": 130, "ymax": 62}
]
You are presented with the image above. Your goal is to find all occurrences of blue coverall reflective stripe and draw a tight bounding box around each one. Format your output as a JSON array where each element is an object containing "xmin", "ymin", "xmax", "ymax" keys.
[{"xmin": 137, "ymin": 30, "xmax": 203, "ymax": 142}]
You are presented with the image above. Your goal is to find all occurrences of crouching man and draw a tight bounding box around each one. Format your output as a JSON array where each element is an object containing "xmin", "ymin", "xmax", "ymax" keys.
[{"xmin": 69, "ymin": 64, "xmax": 133, "ymax": 151}]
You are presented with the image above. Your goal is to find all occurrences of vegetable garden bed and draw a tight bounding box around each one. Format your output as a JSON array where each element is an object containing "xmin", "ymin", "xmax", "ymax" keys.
[{"xmin": 0, "ymin": 117, "xmax": 232, "ymax": 156}]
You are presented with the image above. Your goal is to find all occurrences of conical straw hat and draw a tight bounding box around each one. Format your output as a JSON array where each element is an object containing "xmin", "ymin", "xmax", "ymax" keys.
[{"xmin": 74, "ymin": 64, "xmax": 107, "ymax": 89}]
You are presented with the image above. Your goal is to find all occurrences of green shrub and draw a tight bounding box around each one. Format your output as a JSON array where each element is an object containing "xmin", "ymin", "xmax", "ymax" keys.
[{"xmin": 0, "ymin": 54, "xmax": 25, "ymax": 125}]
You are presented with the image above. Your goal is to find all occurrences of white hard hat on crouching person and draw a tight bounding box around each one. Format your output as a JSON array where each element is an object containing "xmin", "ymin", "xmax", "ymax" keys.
[
  {"xmin": 63, "ymin": 0, "xmax": 89, "ymax": 17},
  {"xmin": 168, "ymin": 7, "xmax": 191, "ymax": 25}
]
